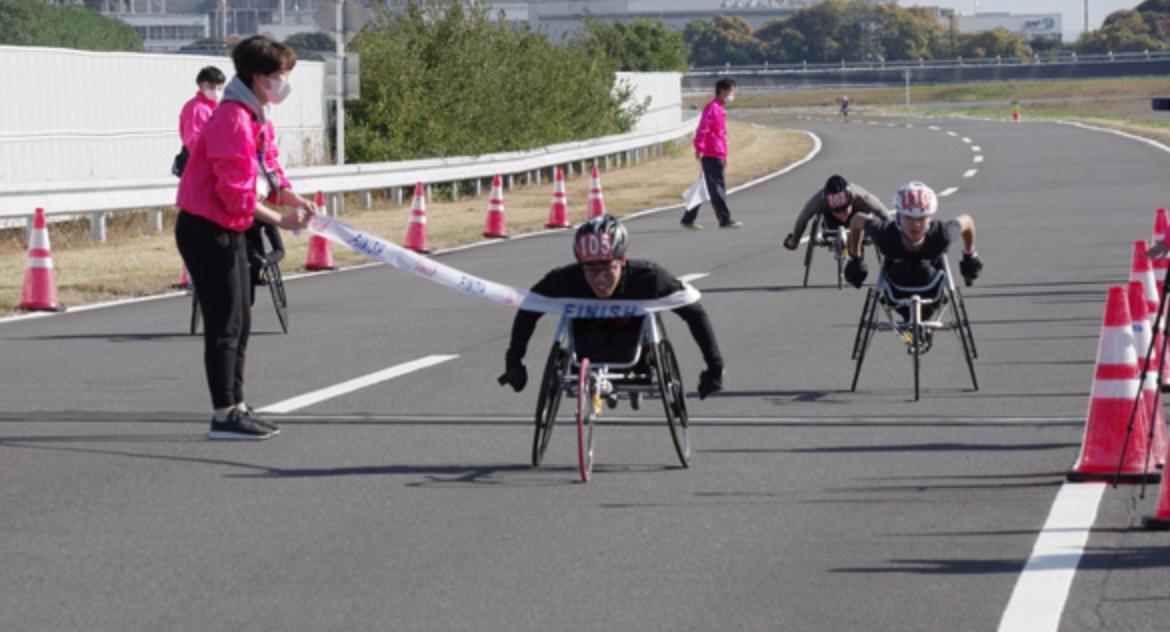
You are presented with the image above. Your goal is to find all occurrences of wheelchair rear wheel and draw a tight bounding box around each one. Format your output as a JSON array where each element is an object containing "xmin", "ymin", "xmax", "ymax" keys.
[
  {"xmin": 657, "ymin": 338, "xmax": 691, "ymax": 468},
  {"xmin": 266, "ymin": 262, "xmax": 289, "ymax": 334},
  {"xmin": 532, "ymin": 343, "xmax": 567, "ymax": 467},
  {"xmin": 576, "ymin": 358, "xmax": 597, "ymax": 483},
  {"xmin": 949, "ymin": 287, "xmax": 979, "ymax": 391},
  {"xmin": 851, "ymin": 291, "xmax": 879, "ymax": 391}
]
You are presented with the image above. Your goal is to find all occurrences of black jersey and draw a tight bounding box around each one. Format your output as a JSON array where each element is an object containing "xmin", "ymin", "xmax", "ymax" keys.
[{"xmin": 864, "ymin": 217, "xmax": 956, "ymax": 287}]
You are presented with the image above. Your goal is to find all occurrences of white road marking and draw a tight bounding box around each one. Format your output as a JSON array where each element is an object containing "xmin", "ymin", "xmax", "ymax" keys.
[
  {"xmin": 972, "ymin": 145, "xmax": 982, "ymax": 152},
  {"xmin": 962, "ymin": 137, "xmax": 972, "ymax": 143},
  {"xmin": 886, "ymin": 123, "xmax": 897, "ymax": 127},
  {"xmin": 947, "ymin": 131, "xmax": 959, "ymax": 137},
  {"xmin": 997, "ymin": 483, "xmax": 1106, "ymax": 632},
  {"xmin": 939, "ymin": 187, "xmax": 959, "ymax": 197},
  {"xmin": 258, "ymin": 354, "xmax": 459, "ymax": 414},
  {"xmin": 929, "ymin": 125, "xmax": 941, "ymax": 131},
  {"xmin": 679, "ymin": 273, "xmax": 710, "ymax": 283},
  {"xmin": 905, "ymin": 124, "xmax": 915, "ymax": 128},
  {"xmin": 974, "ymin": 155, "xmax": 985, "ymax": 163},
  {"xmin": 963, "ymin": 169, "xmax": 978, "ymax": 178}
]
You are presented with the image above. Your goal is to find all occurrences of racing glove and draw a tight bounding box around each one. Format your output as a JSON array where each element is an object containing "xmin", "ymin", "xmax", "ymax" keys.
[
  {"xmin": 697, "ymin": 364, "xmax": 724, "ymax": 400},
  {"xmin": 497, "ymin": 357, "xmax": 528, "ymax": 392},
  {"xmin": 959, "ymin": 252, "xmax": 983, "ymax": 287},
  {"xmin": 844, "ymin": 256, "xmax": 867, "ymax": 289},
  {"xmin": 783, "ymin": 233, "xmax": 799, "ymax": 251}
]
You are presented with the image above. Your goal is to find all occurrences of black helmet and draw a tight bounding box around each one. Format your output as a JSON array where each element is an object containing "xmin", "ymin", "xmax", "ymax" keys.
[
  {"xmin": 823, "ymin": 174, "xmax": 853, "ymax": 210},
  {"xmin": 573, "ymin": 214, "xmax": 629, "ymax": 263}
]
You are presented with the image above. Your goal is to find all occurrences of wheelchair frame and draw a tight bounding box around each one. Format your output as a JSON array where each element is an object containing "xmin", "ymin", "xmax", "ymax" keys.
[
  {"xmin": 189, "ymin": 257, "xmax": 289, "ymax": 335},
  {"xmin": 532, "ymin": 313, "xmax": 690, "ymax": 482},
  {"xmin": 850, "ymin": 257, "xmax": 978, "ymax": 401},
  {"xmin": 802, "ymin": 214, "xmax": 880, "ymax": 289}
]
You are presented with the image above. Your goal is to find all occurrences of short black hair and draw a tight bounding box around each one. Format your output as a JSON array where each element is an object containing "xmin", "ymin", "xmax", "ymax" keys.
[
  {"xmin": 231, "ymin": 35, "xmax": 297, "ymax": 88},
  {"xmin": 715, "ymin": 78, "xmax": 737, "ymax": 95},
  {"xmin": 196, "ymin": 66, "xmax": 226, "ymax": 85}
]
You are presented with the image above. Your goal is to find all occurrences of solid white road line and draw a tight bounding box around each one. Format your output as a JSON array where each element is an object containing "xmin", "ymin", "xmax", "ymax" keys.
[
  {"xmin": 939, "ymin": 187, "xmax": 959, "ymax": 197},
  {"xmin": 963, "ymin": 169, "xmax": 979, "ymax": 178},
  {"xmin": 974, "ymin": 155, "xmax": 985, "ymax": 163},
  {"xmin": 258, "ymin": 354, "xmax": 459, "ymax": 414},
  {"xmin": 679, "ymin": 272, "xmax": 710, "ymax": 283},
  {"xmin": 997, "ymin": 483, "xmax": 1106, "ymax": 632}
]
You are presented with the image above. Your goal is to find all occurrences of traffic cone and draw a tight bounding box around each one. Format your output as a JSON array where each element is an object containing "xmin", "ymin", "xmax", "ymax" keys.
[
  {"xmin": 482, "ymin": 174, "xmax": 507, "ymax": 239},
  {"xmin": 305, "ymin": 190, "xmax": 336, "ymax": 271},
  {"xmin": 1153, "ymin": 208, "xmax": 1169, "ymax": 297},
  {"xmin": 171, "ymin": 263, "xmax": 191, "ymax": 290},
  {"xmin": 1067, "ymin": 286, "xmax": 1160, "ymax": 483},
  {"xmin": 17, "ymin": 208, "xmax": 64, "ymax": 312},
  {"xmin": 1128, "ymin": 281, "xmax": 1168, "ymax": 468},
  {"xmin": 1010, "ymin": 99, "xmax": 1021, "ymax": 122},
  {"xmin": 403, "ymin": 182, "xmax": 430, "ymax": 253},
  {"xmin": 1131, "ymin": 240, "xmax": 1160, "ymax": 319},
  {"xmin": 1143, "ymin": 446, "xmax": 1170, "ymax": 528},
  {"xmin": 587, "ymin": 165, "xmax": 606, "ymax": 219},
  {"xmin": 545, "ymin": 167, "xmax": 571, "ymax": 228}
]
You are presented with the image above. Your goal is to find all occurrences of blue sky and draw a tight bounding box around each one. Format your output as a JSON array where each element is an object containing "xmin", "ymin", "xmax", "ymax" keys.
[{"xmin": 897, "ymin": 1, "xmax": 1141, "ymax": 41}]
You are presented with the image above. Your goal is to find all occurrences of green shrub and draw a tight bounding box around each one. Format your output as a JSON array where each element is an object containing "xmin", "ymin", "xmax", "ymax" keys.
[{"xmin": 0, "ymin": 0, "xmax": 143, "ymax": 51}]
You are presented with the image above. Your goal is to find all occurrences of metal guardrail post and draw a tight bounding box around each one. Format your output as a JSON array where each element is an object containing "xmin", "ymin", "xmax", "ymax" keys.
[
  {"xmin": 152, "ymin": 209, "xmax": 164, "ymax": 233},
  {"xmin": 90, "ymin": 211, "xmax": 106, "ymax": 243}
]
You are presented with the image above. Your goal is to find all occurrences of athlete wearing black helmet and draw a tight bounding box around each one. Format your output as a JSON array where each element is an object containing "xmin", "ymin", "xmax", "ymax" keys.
[
  {"xmin": 783, "ymin": 175, "xmax": 892, "ymax": 251},
  {"xmin": 498, "ymin": 215, "xmax": 725, "ymax": 399}
]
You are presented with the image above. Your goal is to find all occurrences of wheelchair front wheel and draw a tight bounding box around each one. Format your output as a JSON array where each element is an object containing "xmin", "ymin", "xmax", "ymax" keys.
[
  {"xmin": 657, "ymin": 338, "xmax": 691, "ymax": 468},
  {"xmin": 532, "ymin": 343, "xmax": 567, "ymax": 467},
  {"xmin": 911, "ymin": 309, "xmax": 923, "ymax": 402},
  {"xmin": 576, "ymin": 358, "xmax": 597, "ymax": 483},
  {"xmin": 266, "ymin": 262, "xmax": 289, "ymax": 334},
  {"xmin": 802, "ymin": 217, "xmax": 819, "ymax": 287}
]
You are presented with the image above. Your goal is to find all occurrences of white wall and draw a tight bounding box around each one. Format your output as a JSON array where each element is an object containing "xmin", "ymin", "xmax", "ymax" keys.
[
  {"xmin": 0, "ymin": 45, "xmax": 326, "ymax": 184},
  {"xmin": 615, "ymin": 71, "xmax": 682, "ymax": 133}
]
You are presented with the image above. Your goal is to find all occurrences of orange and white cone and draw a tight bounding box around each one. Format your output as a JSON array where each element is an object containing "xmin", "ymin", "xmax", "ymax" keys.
[
  {"xmin": 1128, "ymin": 281, "xmax": 1168, "ymax": 469},
  {"xmin": 305, "ymin": 190, "xmax": 336, "ymax": 271},
  {"xmin": 18, "ymin": 207, "xmax": 64, "ymax": 312},
  {"xmin": 545, "ymin": 167, "xmax": 571, "ymax": 228},
  {"xmin": 482, "ymin": 174, "xmax": 507, "ymax": 239},
  {"xmin": 403, "ymin": 182, "xmax": 430, "ymax": 253},
  {"xmin": 1153, "ymin": 208, "xmax": 1169, "ymax": 297},
  {"xmin": 1143, "ymin": 443, "xmax": 1170, "ymax": 528},
  {"xmin": 587, "ymin": 165, "xmax": 606, "ymax": 219},
  {"xmin": 1067, "ymin": 286, "xmax": 1160, "ymax": 483},
  {"xmin": 1131, "ymin": 240, "xmax": 1160, "ymax": 319},
  {"xmin": 171, "ymin": 263, "xmax": 191, "ymax": 290}
]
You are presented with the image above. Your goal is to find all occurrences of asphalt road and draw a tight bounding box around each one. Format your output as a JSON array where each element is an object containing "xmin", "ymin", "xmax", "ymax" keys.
[{"xmin": 2, "ymin": 113, "xmax": 1168, "ymax": 631}]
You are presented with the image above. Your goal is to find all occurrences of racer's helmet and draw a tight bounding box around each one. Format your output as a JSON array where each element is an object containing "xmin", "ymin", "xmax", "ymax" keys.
[
  {"xmin": 823, "ymin": 174, "xmax": 853, "ymax": 210},
  {"xmin": 893, "ymin": 181, "xmax": 939, "ymax": 219},
  {"xmin": 573, "ymin": 214, "xmax": 629, "ymax": 263}
]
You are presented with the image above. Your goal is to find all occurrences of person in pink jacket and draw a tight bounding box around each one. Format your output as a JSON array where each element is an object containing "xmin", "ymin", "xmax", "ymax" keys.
[
  {"xmin": 179, "ymin": 66, "xmax": 226, "ymax": 151},
  {"xmin": 175, "ymin": 35, "xmax": 316, "ymax": 440},
  {"xmin": 681, "ymin": 78, "xmax": 742, "ymax": 230}
]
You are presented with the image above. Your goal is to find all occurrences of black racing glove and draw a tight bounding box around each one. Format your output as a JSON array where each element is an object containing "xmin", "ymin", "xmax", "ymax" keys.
[
  {"xmin": 844, "ymin": 256, "xmax": 867, "ymax": 289},
  {"xmin": 960, "ymin": 253, "xmax": 982, "ymax": 286},
  {"xmin": 497, "ymin": 358, "xmax": 528, "ymax": 392},
  {"xmin": 697, "ymin": 364, "xmax": 724, "ymax": 400},
  {"xmin": 783, "ymin": 233, "xmax": 799, "ymax": 251}
]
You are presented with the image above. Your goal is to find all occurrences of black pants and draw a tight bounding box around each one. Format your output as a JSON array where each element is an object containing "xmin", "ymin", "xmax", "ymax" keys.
[
  {"xmin": 681, "ymin": 157, "xmax": 732, "ymax": 226},
  {"xmin": 175, "ymin": 211, "xmax": 252, "ymax": 410}
]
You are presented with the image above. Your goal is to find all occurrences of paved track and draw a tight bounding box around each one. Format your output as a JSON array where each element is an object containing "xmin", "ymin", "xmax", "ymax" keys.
[{"xmin": 2, "ymin": 114, "xmax": 1169, "ymax": 631}]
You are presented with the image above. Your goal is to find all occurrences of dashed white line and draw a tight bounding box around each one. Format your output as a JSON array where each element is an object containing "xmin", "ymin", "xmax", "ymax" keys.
[
  {"xmin": 963, "ymin": 169, "xmax": 978, "ymax": 178},
  {"xmin": 939, "ymin": 187, "xmax": 959, "ymax": 197},
  {"xmin": 974, "ymin": 155, "xmax": 985, "ymax": 163},
  {"xmin": 947, "ymin": 131, "xmax": 959, "ymax": 137},
  {"xmin": 997, "ymin": 483, "xmax": 1105, "ymax": 632},
  {"xmin": 885, "ymin": 123, "xmax": 897, "ymax": 127},
  {"xmin": 962, "ymin": 137, "xmax": 972, "ymax": 143},
  {"xmin": 972, "ymin": 145, "xmax": 982, "ymax": 152},
  {"xmin": 258, "ymin": 354, "xmax": 460, "ymax": 414},
  {"xmin": 928, "ymin": 125, "xmax": 941, "ymax": 131},
  {"xmin": 905, "ymin": 124, "xmax": 915, "ymax": 128}
]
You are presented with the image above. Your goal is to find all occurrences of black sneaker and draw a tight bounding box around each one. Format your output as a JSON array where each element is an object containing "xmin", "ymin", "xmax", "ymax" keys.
[
  {"xmin": 208, "ymin": 408, "xmax": 274, "ymax": 441},
  {"xmin": 241, "ymin": 405, "xmax": 281, "ymax": 434}
]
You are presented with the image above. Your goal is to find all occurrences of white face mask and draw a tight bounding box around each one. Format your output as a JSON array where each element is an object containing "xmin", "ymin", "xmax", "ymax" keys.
[
  {"xmin": 261, "ymin": 73, "xmax": 291, "ymax": 105},
  {"xmin": 725, "ymin": 93, "xmax": 736, "ymax": 103},
  {"xmin": 201, "ymin": 87, "xmax": 221, "ymax": 102}
]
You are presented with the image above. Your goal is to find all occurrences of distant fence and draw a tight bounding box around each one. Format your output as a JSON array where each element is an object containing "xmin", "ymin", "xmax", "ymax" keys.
[{"xmin": 684, "ymin": 51, "xmax": 1170, "ymax": 92}]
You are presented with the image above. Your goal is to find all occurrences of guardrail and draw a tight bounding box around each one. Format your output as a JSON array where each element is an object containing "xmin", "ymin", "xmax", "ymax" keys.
[
  {"xmin": 687, "ymin": 50, "xmax": 1170, "ymax": 76},
  {"xmin": 0, "ymin": 117, "xmax": 696, "ymax": 241}
]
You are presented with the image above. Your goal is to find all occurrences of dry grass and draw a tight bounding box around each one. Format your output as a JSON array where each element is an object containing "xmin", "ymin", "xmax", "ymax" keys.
[{"xmin": 0, "ymin": 121, "xmax": 812, "ymax": 315}]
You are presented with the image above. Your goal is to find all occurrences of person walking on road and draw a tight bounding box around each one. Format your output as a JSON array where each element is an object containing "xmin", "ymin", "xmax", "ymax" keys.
[
  {"xmin": 681, "ymin": 78, "xmax": 742, "ymax": 230},
  {"xmin": 175, "ymin": 35, "xmax": 316, "ymax": 440}
]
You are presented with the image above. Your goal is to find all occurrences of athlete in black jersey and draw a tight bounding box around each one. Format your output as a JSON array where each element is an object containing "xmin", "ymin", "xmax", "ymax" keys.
[{"xmin": 498, "ymin": 215, "xmax": 725, "ymax": 400}]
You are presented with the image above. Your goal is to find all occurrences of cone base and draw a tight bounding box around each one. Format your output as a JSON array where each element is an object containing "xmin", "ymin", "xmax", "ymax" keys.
[
  {"xmin": 18, "ymin": 303, "xmax": 65, "ymax": 313},
  {"xmin": 406, "ymin": 247, "xmax": 431, "ymax": 254},
  {"xmin": 1143, "ymin": 515, "xmax": 1170, "ymax": 529},
  {"xmin": 483, "ymin": 231, "xmax": 508, "ymax": 239},
  {"xmin": 305, "ymin": 264, "xmax": 338, "ymax": 271},
  {"xmin": 545, "ymin": 222, "xmax": 571, "ymax": 229},
  {"xmin": 170, "ymin": 283, "xmax": 192, "ymax": 290},
  {"xmin": 1066, "ymin": 468, "xmax": 1161, "ymax": 484}
]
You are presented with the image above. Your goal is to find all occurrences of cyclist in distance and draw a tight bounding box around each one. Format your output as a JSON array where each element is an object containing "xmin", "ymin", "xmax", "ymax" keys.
[{"xmin": 498, "ymin": 215, "xmax": 726, "ymax": 400}]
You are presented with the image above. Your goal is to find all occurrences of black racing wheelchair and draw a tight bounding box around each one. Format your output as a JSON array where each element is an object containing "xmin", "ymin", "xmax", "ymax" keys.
[
  {"xmin": 850, "ymin": 256, "xmax": 978, "ymax": 401},
  {"xmin": 531, "ymin": 312, "xmax": 690, "ymax": 483},
  {"xmin": 802, "ymin": 214, "xmax": 879, "ymax": 289}
]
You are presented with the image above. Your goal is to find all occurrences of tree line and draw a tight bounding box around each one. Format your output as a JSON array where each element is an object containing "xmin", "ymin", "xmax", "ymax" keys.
[{"xmin": 0, "ymin": 0, "xmax": 142, "ymax": 51}]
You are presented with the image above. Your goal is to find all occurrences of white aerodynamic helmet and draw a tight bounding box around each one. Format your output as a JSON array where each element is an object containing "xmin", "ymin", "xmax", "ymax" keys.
[{"xmin": 893, "ymin": 181, "xmax": 939, "ymax": 219}]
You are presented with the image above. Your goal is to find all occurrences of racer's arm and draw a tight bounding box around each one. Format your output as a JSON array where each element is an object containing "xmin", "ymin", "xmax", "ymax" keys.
[
  {"xmin": 948, "ymin": 215, "xmax": 982, "ymax": 285},
  {"xmin": 505, "ymin": 310, "xmax": 542, "ymax": 368},
  {"xmin": 847, "ymin": 212, "xmax": 874, "ymax": 258},
  {"xmin": 851, "ymin": 187, "xmax": 892, "ymax": 221},
  {"xmin": 786, "ymin": 193, "xmax": 823, "ymax": 249},
  {"xmin": 672, "ymin": 302, "xmax": 723, "ymax": 369}
]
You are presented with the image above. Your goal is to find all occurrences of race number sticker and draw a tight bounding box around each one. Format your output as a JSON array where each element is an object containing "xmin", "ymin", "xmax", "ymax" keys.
[{"xmin": 576, "ymin": 233, "xmax": 613, "ymax": 262}]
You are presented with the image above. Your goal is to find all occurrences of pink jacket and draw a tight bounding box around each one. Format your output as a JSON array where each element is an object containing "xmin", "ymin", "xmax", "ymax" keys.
[
  {"xmin": 176, "ymin": 101, "xmax": 291, "ymax": 232},
  {"xmin": 178, "ymin": 92, "xmax": 217, "ymax": 151},
  {"xmin": 693, "ymin": 98, "xmax": 728, "ymax": 160}
]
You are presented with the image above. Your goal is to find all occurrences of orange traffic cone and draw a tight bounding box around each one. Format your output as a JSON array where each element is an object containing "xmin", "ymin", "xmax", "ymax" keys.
[
  {"xmin": 587, "ymin": 165, "xmax": 606, "ymax": 219},
  {"xmin": 403, "ymin": 182, "xmax": 430, "ymax": 253},
  {"xmin": 482, "ymin": 174, "xmax": 507, "ymax": 239},
  {"xmin": 1067, "ymin": 286, "xmax": 1160, "ymax": 483},
  {"xmin": 305, "ymin": 190, "xmax": 336, "ymax": 271},
  {"xmin": 1128, "ymin": 281, "xmax": 1168, "ymax": 469},
  {"xmin": 171, "ymin": 263, "xmax": 191, "ymax": 290},
  {"xmin": 1131, "ymin": 240, "xmax": 1160, "ymax": 319},
  {"xmin": 1143, "ymin": 444, "xmax": 1170, "ymax": 528},
  {"xmin": 18, "ymin": 208, "xmax": 63, "ymax": 312},
  {"xmin": 545, "ymin": 167, "xmax": 571, "ymax": 228},
  {"xmin": 1153, "ymin": 208, "xmax": 1169, "ymax": 297}
]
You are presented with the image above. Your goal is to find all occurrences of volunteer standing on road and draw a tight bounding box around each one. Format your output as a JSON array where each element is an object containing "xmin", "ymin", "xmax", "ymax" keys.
[
  {"xmin": 175, "ymin": 35, "xmax": 315, "ymax": 440},
  {"xmin": 681, "ymin": 78, "xmax": 743, "ymax": 230}
]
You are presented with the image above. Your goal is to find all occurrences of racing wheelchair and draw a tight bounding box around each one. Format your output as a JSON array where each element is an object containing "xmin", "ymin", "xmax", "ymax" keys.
[
  {"xmin": 802, "ymin": 214, "xmax": 879, "ymax": 289},
  {"xmin": 849, "ymin": 257, "xmax": 978, "ymax": 401},
  {"xmin": 531, "ymin": 312, "xmax": 690, "ymax": 483},
  {"xmin": 190, "ymin": 251, "xmax": 289, "ymax": 335}
]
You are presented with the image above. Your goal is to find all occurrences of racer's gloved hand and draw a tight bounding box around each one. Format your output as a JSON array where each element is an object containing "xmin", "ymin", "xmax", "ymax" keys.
[
  {"xmin": 783, "ymin": 233, "xmax": 799, "ymax": 251},
  {"xmin": 960, "ymin": 252, "xmax": 983, "ymax": 287},
  {"xmin": 844, "ymin": 256, "xmax": 867, "ymax": 288},
  {"xmin": 497, "ymin": 359, "xmax": 528, "ymax": 392},
  {"xmin": 697, "ymin": 364, "xmax": 723, "ymax": 400}
]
